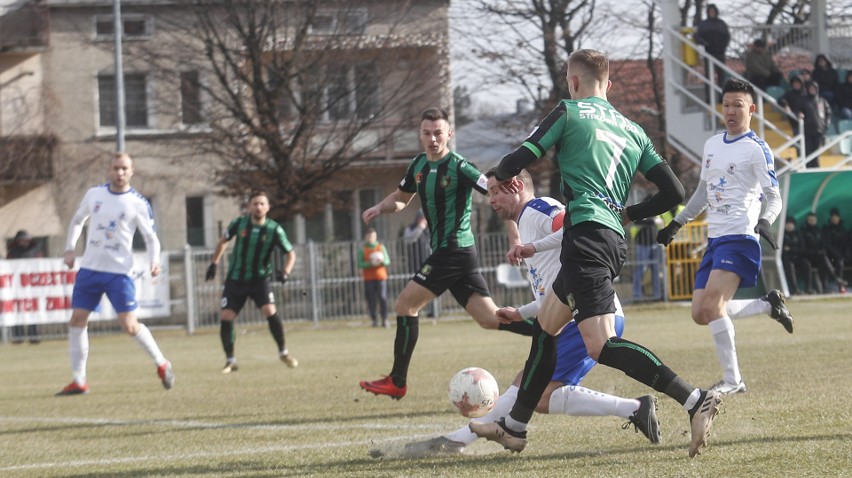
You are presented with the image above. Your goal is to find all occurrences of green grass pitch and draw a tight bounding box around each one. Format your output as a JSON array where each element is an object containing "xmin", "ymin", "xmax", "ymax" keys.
[{"xmin": 1, "ymin": 297, "xmax": 851, "ymax": 477}]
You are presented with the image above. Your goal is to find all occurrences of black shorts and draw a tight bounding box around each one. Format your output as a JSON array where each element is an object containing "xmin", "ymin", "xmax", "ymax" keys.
[
  {"xmin": 552, "ymin": 223, "xmax": 627, "ymax": 322},
  {"xmin": 413, "ymin": 246, "xmax": 490, "ymax": 307},
  {"xmin": 221, "ymin": 279, "xmax": 274, "ymax": 314}
]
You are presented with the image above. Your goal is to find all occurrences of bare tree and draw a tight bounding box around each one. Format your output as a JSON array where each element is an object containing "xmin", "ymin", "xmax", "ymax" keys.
[
  {"xmin": 143, "ymin": 0, "xmax": 446, "ymax": 220},
  {"xmin": 456, "ymin": 0, "xmax": 596, "ymax": 112}
]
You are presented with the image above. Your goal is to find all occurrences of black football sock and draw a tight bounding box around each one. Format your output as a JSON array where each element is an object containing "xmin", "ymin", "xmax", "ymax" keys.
[
  {"xmin": 267, "ymin": 314, "xmax": 286, "ymax": 353},
  {"xmin": 389, "ymin": 315, "xmax": 419, "ymax": 388},
  {"xmin": 508, "ymin": 319, "xmax": 556, "ymax": 427},
  {"xmin": 220, "ymin": 320, "xmax": 235, "ymax": 360},
  {"xmin": 499, "ymin": 318, "xmax": 535, "ymax": 336},
  {"xmin": 597, "ymin": 336, "xmax": 694, "ymax": 406}
]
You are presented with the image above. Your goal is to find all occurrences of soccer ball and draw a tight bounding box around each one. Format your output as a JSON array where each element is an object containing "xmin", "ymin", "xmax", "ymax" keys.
[
  {"xmin": 448, "ymin": 367, "xmax": 499, "ymax": 418},
  {"xmin": 369, "ymin": 251, "xmax": 384, "ymax": 266}
]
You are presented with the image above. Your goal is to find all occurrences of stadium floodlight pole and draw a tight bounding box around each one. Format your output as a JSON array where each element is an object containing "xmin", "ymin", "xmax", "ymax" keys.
[{"xmin": 113, "ymin": 0, "xmax": 126, "ymax": 152}]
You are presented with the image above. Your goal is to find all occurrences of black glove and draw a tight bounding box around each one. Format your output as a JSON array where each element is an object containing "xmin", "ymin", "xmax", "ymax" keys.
[
  {"xmin": 276, "ymin": 271, "xmax": 289, "ymax": 284},
  {"xmin": 754, "ymin": 218, "xmax": 778, "ymax": 250},
  {"xmin": 656, "ymin": 221, "xmax": 683, "ymax": 246},
  {"xmin": 205, "ymin": 263, "xmax": 217, "ymax": 281}
]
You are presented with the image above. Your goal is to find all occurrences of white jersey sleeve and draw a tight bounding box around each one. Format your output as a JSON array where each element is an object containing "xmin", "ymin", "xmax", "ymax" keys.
[{"xmin": 699, "ymin": 131, "xmax": 780, "ymax": 238}]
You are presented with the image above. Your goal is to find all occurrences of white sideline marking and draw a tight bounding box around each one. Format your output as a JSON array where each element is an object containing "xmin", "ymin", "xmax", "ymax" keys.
[
  {"xmin": 0, "ymin": 415, "xmax": 447, "ymax": 471},
  {"xmin": 0, "ymin": 415, "xmax": 442, "ymax": 431}
]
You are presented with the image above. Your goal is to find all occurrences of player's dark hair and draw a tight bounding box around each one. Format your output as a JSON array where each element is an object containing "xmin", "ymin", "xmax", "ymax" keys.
[
  {"xmin": 249, "ymin": 190, "xmax": 269, "ymax": 201},
  {"xmin": 722, "ymin": 78, "xmax": 756, "ymax": 103},
  {"xmin": 421, "ymin": 107, "xmax": 449, "ymax": 122}
]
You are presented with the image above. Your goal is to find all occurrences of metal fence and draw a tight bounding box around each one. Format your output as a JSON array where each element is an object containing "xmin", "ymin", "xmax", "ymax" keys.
[
  {"xmin": 179, "ymin": 232, "xmax": 667, "ymax": 332},
  {"xmin": 1, "ymin": 232, "xmax": 668, "ymax": 342}
]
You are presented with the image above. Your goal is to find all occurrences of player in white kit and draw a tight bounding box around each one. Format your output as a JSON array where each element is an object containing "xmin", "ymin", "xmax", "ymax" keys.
[
  {"xmin": 657, "ymin": 79, "xmax": 792, "ymax": 395},
  {"xmin": 56, "ymin": 152, "xmax": 174, "ymax": 395},
  {"xmin": 392, "ymin": 169, "xmax": 660, "ymax": 457}
]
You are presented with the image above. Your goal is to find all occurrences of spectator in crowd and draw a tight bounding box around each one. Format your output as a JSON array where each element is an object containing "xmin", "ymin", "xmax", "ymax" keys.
[
  {"xmin": 801, "ymin": 212, "xmax": 847, "ymax": 293},
  {"xmin": 694, "ymin": 3, "xmax": 730, "ymax": 94},
  {"xmin": 7, "ymin": 230, "xmax": 42, "ymax": 344},
  {"xmin": 837, "ymin": 70, "xmax": 852, "ymax": 120},
  {"xmin": 812, "ymin": 54, "xmax": 838, "ymax": 104},
  {"xmin": 744, "ymin": 39, "xmax": 783, "ymax": 91},
  {"xmin": 359, "ymin": 227, "xmax": 391, "ymax": 328},
  {"xmin": 778, "ymin": 76, "xmax": 806, "ymax": 133},
  {"xmin": 798, "ymin": 68, "xmax": 812, "ymax": 86},
  {"xmin": 823, "ymin": 208, "xmax": 848, "ymax": 293},
  {"xmin": 402, "ymin": 210, "xmax": 434, "ymax": 316},
  {"xmin": 800, "ymin": 81, "xmax": 833, "ymax": 168},
  {"xmin": 631, "ymin": 213, "xmax": 663, "ymax": 301},
  {"xmin": 781, "ymin": 216, "xmax": 812, "ymax": 295}
]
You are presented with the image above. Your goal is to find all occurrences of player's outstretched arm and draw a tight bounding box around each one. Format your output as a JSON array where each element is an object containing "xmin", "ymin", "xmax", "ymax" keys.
[{"xmin": 362, "ymin": 189, "xmax": 414, "ymax": 224}]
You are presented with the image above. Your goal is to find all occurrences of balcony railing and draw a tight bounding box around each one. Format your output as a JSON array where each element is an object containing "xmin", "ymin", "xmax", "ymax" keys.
[
  {"xmin": 0, "ymin": 0, "xmax": 49, "ymax": 52},
  {"xmin": 0, "ymin": 134, "xmax": 57, "ymax": 183}
]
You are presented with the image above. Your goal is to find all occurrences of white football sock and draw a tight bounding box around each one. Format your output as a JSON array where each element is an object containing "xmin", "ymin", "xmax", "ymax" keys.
[
  {"xmin": 69, "ymin": 326, "xmax": 89, "ymax": 385},
  {"xmin": 446, "ymin": 385, "xmax": 519, "ymax": 445},
  {"xmin": 709, "ymin": 316, "xmax": 741, "ymax": 384},
  {"xmin": 727, "ymin": 298, "xmax": 770, "ymax": 319},
  {"xmin": 548, "ymin": 385, "xmax": 640, "ymax": 419},
  {"xmin": 133, "ymin": 323, "xmax": 166, "ymax": 366}
]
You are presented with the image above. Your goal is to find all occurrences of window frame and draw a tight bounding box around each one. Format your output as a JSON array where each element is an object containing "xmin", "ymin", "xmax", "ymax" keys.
[{"xmin": 94, "ymin": 14, "xmax": 154, "ymax": 41}]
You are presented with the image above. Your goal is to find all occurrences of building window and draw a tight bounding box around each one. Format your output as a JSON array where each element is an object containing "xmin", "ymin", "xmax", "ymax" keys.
[
  {"xmin": 291, "ymin": 64, "xmax": 379, "ymax": 123},
  {"xmin": 309, "ymin": 9, "xmax": 367, "ymax": 35},
  {"xmin": 185, "ymin": 196, "xmax": 206, "ymax": 247},
  {"xmin": 354, "ymin": 64, "xmax": 379, "ymax": 120},
  {"xmin": 95, "ymin": 15, "xmax": 153, "ymax": 39},
  {"xmin": 180, "ymin": 71, "xmax": 203, "ymax": 125},
  {"xmin": 98, "ymin": 73, "xmax": 148, "ymax": 128}
]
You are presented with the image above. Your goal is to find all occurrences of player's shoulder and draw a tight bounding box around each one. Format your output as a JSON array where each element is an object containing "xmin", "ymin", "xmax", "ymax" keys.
[
  {"xmin": 522, "ymin": 197, "xmax": 564, "ymax": 221},
  {"xmin": 266, "ymin": 217, "xmax": 286, "ymax": 231},
  {"xmin": 127, "ymin": 188, "xmax": 150, "ymax": 203}
]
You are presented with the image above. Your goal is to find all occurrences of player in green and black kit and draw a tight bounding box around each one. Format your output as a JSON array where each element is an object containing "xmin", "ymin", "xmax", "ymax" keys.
[
  {"xmin": 360, "ymin": 107, "xmax": 527, "ymax": 400},
  {"xmin": 470, "ymin": 50, "xmax": 722, "ymax": 458},
  {"xmin": 205, "ymin": 190, "xmax": 298, "ymax": 373}
]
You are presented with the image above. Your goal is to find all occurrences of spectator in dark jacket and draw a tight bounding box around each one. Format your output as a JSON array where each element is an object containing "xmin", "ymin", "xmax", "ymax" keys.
[
  {"xmin": 801, "ymin": 212, "xmax": 847, "ymax": 293},
  {"xmin": 694, "ymin": 3, "xmax": 730, "ymax": 99},
  {"xmin": 778, "ymin": 76, "xmax": 806, "ymax": 133},
  {"xmin": 7, "ymin": 230, "xmax": 43, "ymax": 343},
  {"xmin": 781, "ymin": 216, "xmax": 812, "ymax": 295},
  {"xmin": 800, "ymin": 81, "xmax": 832, "ymax": 168},
  {"xmin": 744, "ymin": 39, "xmax": 783, "ymax": 90},
  {"xmin": 837, "ymin": 70, "xmax": 852, "ymax": 120},
  {"xmin": 823, "ymin": 208, "xmax": 848, "ymax": 291},
  {"xmin": 812, "ymin": 54, "xmax": 838, "ymax": 104}
]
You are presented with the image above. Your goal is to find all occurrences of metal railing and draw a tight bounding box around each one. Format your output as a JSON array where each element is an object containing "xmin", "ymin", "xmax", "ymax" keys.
[{"xmin": 2, "ymin": 232, "xmax": 668, "ymax": 343}]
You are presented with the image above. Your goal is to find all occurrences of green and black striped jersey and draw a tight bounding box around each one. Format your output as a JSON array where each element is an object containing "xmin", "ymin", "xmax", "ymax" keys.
[
  {"xmin": 224, "ymin": 215, "xmax": 293, "ymax": 281},
  {"xmin": 398, "ymin": 151, "xmax": 488, "ymax": 250},
  {"xmin": 515, "ymin": 97, "xmax": 665, "ymax": 237}
]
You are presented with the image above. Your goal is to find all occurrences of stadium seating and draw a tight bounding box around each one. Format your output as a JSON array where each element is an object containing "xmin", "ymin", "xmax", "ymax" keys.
[
  {"xmin": 766, "ymin": 86, "xmax": 786, "ymax": 101},
  {"xmin": 839, "ymin": 119, "xmax": 852, "ymax": 133}
]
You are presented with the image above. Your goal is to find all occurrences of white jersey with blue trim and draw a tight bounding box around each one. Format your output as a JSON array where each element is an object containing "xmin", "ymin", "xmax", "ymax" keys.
[
  {"xmin": 701, "ymin": 130, "xmax": 779, "ymax": 238},
  {"xmin": 516, "ymin": 196, "xmax": 623, "ymax": 319},
  {"xmin": 65, "ymin": 184, "xmax": 161, "ymax": 276}
]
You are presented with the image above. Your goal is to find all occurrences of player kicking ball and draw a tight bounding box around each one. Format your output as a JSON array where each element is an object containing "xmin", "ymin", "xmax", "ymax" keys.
[{"xmin": 378, "ymin": 170, "xmax": 661, "ymax": 457}]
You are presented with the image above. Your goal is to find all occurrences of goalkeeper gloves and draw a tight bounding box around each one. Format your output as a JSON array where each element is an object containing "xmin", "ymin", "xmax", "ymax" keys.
[
  {"xmin": 205, "ymin": 263, "xmax": 217, "ymax": 281},
  {"xmin": 276, "ymin": 271, "xmax": 289, "ymax": 284}
]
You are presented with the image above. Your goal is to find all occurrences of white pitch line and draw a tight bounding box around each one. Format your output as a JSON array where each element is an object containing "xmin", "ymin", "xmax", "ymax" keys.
[
  {"xmin": 0, "ymin": 415, "xmax": 446, "ymax": 432},
  {"xmin": 0, "ymin": 433, "xmax": 433, "ymax": 472},
  {"xmin": 0, "ymin": 415, "xmax": 453, "ymax": 472}
]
